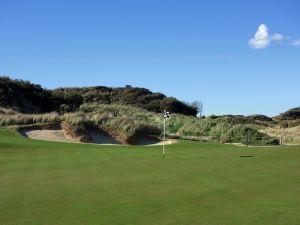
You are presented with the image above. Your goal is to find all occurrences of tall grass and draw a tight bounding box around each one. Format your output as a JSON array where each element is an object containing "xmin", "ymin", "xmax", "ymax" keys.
[
  {"xmin": 0, "ymin": 112, "xmax": 60, "ymax": 126},
  {"xmin": 261, "ymin": 125, "xmax": 300, "ymax": 144},
  {"xmin": 0, "ymin": 104, "xmax": 278, "ymax": 145}
]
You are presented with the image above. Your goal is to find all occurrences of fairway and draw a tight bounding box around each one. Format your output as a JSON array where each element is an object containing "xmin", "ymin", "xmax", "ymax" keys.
[{"xmin": 1, "ymin": 128, "xmax": 300, "ymax": 225}]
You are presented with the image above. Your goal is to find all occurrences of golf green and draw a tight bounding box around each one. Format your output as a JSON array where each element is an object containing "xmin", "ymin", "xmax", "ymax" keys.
[{"xmin": 1, "ymin": 128, "xmax": 300, "ymax": 225}]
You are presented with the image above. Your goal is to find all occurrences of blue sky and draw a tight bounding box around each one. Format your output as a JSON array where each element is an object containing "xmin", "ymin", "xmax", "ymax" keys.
[{"xmin": 1, "ymin": 0, "xmax": 299, "ymax": 116}]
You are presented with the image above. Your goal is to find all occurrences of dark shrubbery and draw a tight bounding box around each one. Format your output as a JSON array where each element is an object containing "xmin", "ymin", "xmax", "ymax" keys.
[
  {"xmin": 0, "ymin": 76, "xmax": 53, "ymax": 113},
  {"xmin": 273, "ymin": 107, "xmax": 300, "ymax": 128},
  {"xmin": 276, "ymin": 107, "xmax": 300, "ymax": 120},
  {"xmin": 247, "ymin": 114, "xmax": 273, "ymax": 122},
  {"xmin": 0, "ymin": 76, "xmax": 197, "ymax": 116},
  {"xmin": 52, "ymin": 86, "xmax": 197, "ymax": 116}
]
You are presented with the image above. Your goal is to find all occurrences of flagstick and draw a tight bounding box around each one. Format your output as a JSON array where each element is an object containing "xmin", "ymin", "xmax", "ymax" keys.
[{"xmin": 163, "ymin": 117, "xmax": 166, "ymax": 160}]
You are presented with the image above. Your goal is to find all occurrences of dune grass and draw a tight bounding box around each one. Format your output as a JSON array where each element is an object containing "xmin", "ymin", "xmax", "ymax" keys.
[
  {"xmin": 261, "ymin": 125, "xmax": 300, "ymax": 144},
  {"xmin": 0, "ymin": 104, "xmax": 278, "ymax": 145},
  {"xmin": 1, "ymin": 128, "xmax": 300, "ymax": 225}
]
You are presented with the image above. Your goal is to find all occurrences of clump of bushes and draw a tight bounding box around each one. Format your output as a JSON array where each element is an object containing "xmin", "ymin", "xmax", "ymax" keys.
[
  {"xmin": 213, "ymin": 125, "xmax": 279, "ymax": 145},
  {"xmin": 164, "ymin": 113, "xmax": 279, "ymax": 145}
]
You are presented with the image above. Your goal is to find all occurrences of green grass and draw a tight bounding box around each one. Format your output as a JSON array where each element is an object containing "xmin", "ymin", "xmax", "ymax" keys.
[{"xmin": 0, "ymin": 128, "xmax": 300, "ymax": 225}]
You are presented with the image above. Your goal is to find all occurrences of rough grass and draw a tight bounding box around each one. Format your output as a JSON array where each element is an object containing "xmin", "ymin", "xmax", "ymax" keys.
[
  {"xmin": 261, "ymin": 125, "xmax": 300, "ymax": 144},
  {"xmin": 168, "ymin": 115, "xmax": 278, "ymax": 145},
  {"xmin": 0, "ymin": 128, "xmax": 300, "ymax": 225},
  {"xmin": 0, "ymin": 104, "xmax": 278, "ymax": 145}
]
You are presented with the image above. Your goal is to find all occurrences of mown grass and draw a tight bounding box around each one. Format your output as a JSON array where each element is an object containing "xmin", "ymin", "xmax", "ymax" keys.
[{"xmin": 0, "ymin": 128, "xmax": 300, "ymax": 225}]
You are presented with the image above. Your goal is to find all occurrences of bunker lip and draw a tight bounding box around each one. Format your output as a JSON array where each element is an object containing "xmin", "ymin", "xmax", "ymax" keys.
[{"xmin": 20, "ymin": 126, "xmax": 177, "ymax": 146}]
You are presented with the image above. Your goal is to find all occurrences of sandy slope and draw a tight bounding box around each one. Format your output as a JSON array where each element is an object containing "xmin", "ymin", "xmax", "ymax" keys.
[{"xmin": 25, "ymin": 130, "xmax": 74, "ymax": 143}]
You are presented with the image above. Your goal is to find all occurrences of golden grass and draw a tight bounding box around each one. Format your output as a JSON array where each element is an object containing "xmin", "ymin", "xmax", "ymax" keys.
[{"xmin": 260, "ymin": 125, "xmax": 300, "ymax": 144}]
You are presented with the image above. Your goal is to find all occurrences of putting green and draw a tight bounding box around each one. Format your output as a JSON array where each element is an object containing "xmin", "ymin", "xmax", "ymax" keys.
[{"xmin": 0, "ymin": 128, "xmax": 300, "ymax": 225}]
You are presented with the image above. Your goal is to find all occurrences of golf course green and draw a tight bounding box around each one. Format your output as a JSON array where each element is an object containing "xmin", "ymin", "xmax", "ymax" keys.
[{"xmin": 1, "ymin": 127, "xmax": 300, "ymax": 225}]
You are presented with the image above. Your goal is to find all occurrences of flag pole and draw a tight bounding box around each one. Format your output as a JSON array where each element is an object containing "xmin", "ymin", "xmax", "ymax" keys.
[
  {"xmin": 163, "ymin": 117, "xmax": 166, "ymax": 159},
  {"xmin": 162, "ymin": 110, "xmax": 169, "ymax": 160}
]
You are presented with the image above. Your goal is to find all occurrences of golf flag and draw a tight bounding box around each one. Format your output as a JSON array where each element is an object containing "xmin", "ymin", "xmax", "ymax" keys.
[
  {"xmin": 162, "ymin": 110, "xmax": 170, "ymax": 159},
  {"xmin": 163, "ymin": 110, "xmax": 170, "ymax": 119}
]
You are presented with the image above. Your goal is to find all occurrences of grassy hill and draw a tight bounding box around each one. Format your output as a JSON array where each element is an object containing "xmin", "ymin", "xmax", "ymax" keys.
[
  {"xmin": 272, "ymin": 107, "xmax": 300, "ymax": 128},
  {"xmin": 274, "ymin": 107, "xmax": 300, "ymax": 121},
  {"xmin": 0, "ymin": 76, "xmax": 197, "ymax": 116}
]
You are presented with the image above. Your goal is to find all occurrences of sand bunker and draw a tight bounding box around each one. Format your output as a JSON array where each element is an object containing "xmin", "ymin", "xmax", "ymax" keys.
[
  {"xmin": 25, "ymin": 129, "xmax": 73, "ymax": 143},
  {"xmin": 22, "ymin": 129, "xmax": 176, "ymax": 146}
]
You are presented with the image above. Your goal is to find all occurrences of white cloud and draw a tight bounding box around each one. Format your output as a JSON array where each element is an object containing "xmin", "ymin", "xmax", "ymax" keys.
[
  {"xmin": 249, "ymin": 24, "xmax": 300, "ymax": 49},
  {"xmin": 248, "ymin": 24, "xmax": 271, "ymax": 49},
  {"xmin": 291, "ymin": 39, "xmax": 300, "ymax": 46},
  {"xmin": 271, "ymin": 33, "xmax": 284, "ymax": 41}
]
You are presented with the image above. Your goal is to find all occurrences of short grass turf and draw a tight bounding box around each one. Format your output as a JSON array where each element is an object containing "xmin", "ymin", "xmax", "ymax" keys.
[{"xmin": 1, "ymin": 128, "xmax": 300, "ymax": 225}]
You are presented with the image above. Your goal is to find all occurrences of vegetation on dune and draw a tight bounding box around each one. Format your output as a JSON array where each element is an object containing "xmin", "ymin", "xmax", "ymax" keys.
[
  {"xmin": 0, "ymin": 76, "xmax": 54, "ymax": 113},
  {"xmin": 0, "ymin": 76, "xmax": 197, "ymax": 116},
  {"xmin": 272, "ymin": 107, "xmax": 300, "ymax": 128},
  {"xmin": 167, "ymin": 114, "xmax": 278, "ymax": 145},
  {"xmin": 0, "ymin": 104, "xmax": 161, "ymax": 144},
  {"xmin": 64, "ymin": 105, "xmax": 161, "ymax": 143},
  {"xmin": 0, "ymin": 110, "xmax": 61, "ymax": 126},
  {"xmin": 261, "ymin": 125, "xmax": 300, "ymax": 144},
  {"xmin": 275, "ymin": 107, "xmax": 300, "ymax": 121},
  {"xmin": 0, "ymin": 104, "xmax": 279, "ymax": 145},
  {"xmin": 53, "ymin": 86, "xmax": 198, "ymax": 115}
]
